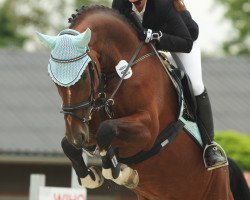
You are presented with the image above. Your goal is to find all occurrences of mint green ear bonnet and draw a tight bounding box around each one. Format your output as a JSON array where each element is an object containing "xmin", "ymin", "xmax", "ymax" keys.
[{"xmin": 36, "ymin": 28, "xmax": 91, "ymax": 87}]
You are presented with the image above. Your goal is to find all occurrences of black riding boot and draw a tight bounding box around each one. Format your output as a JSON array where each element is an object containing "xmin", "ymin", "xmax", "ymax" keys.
[{"xmin": 196, "ymin": 89, "xmax": 228, "ymax": 170}]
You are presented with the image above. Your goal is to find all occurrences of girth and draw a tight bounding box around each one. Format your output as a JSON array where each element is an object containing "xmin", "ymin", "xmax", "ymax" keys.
[{"xmin": 119, "ymin": 120, "xmax": 184, "ymax": 165}]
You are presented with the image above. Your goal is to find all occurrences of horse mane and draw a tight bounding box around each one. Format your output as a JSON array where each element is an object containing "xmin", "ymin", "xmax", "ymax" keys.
[{"xmin": 68, "ymin": 5, "xmax": 136, "ymax": 31}]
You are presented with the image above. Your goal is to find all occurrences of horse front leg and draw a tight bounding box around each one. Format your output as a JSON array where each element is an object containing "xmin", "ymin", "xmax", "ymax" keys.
[
  {"xmin": 96, "ymin": 111, "xmax": 153, "ymax": 188},
  {"xmin": 100, "ymin": 146, "xmax": 140, "ymax": 189},
  {"xmin": 61, "ymin": 137, "xmax": 104, "ymax": 188}
]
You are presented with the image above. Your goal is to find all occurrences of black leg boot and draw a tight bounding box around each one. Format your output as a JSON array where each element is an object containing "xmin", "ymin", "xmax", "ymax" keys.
[{"xmin": 196, "ymin": 89, "xmax": 228, "ymax": 170}]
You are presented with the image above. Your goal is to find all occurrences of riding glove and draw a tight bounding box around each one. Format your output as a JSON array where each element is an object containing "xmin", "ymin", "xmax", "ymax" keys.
[{"xmin": 140, "ymin": 29, "xmax": 163, "ymax": 43}]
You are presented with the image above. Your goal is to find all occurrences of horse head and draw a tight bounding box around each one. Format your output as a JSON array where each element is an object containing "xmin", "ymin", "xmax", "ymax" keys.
[
  {"xmin": 36, "ymin": 6, "xmax": 141, "ymax": 149},
  {"xmin": 37, "ymin": 28, "xmax": 101, "ymax": 148}
]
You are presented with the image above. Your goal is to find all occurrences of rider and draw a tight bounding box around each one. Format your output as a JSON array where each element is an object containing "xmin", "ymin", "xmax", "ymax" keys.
[{"xmin": 112, "ymin": 0, "xmax": 228, "ymax": 170}]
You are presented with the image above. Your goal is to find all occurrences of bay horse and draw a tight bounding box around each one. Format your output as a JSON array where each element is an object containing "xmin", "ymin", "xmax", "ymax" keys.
[{"xmin": 37, "ymin": 5, "xmax": 234, "ymax": 200}]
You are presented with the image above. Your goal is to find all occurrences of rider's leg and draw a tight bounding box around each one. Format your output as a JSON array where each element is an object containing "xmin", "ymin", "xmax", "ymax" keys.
[
  {"xmin": 195, "ymin": 89, "xmax": 228, "ymax": 170},
  {"xmin": 174, "ymin": 39, "xmax": 228, "ymax": 170}
]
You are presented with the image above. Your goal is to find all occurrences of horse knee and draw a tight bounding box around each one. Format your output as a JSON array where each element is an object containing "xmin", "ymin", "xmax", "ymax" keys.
[
  {"xmin": 80, "ymin": 166, "xmax": 104, "ymax": 189},
  {"xmin": 96, "ymin": 120, "xmax": 118, "ymax": 149}
]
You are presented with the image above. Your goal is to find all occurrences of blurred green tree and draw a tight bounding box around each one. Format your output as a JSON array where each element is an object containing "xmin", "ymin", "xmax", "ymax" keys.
[
  {"xmin": 0, "ymin": 0, "xmax": 110, "ymax": 48},
  {"xmin": 0, "ymin": 0, "xmax": 27, "ymax": 47},
  {"xmin": 216, "ymin": 0, "xmax": 250, "ymax": 55},
  {"xmin": 74, "ymin": 0, "xmax": 110, "ymax": 8}
]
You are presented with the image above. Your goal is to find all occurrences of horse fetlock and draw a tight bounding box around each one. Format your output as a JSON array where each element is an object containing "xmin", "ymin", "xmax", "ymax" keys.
[
  {"xmin": 102, "ymin": 167, "xmax": 115, "ymax": 180},
  {"xmin": 114, "ymin": 164, "xmax": 139, "ymax": 189},
  {"xmin": 100, "ymin": 150, "xmax": 114, "ymax": 180},
  {"xmin": 80, "ymin": 166, "xmax": 104, "ymax": 189},
  {"xmin": 103, "ymin": 164, "xmax": 139, "ymax": 189},
  {"xmin": 100, "ymin": 148, "xmax": 121, "ymax": 179}
]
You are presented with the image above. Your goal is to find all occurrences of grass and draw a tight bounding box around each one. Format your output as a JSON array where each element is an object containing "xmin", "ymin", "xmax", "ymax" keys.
[{"xmin": 215, "ymin": 130, "xmax": 250, "ymax": 171}]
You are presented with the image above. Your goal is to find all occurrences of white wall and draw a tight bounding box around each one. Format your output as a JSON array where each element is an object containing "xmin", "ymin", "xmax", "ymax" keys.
[{"xmin": 185, "ymin": 0, "xmax": 232, "ymax": 55}]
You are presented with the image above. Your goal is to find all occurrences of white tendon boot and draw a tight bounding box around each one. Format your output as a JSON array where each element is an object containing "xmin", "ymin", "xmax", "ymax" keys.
[
  {"xmin": 80, "ymin": 166, "xmax": 104, "ymax": 189},
  {"xmin": 100, "ymin": 150, "xmax": 139, "ymax": 189}
]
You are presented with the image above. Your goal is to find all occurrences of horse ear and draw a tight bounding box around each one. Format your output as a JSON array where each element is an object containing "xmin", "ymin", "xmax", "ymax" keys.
[
  {"xmin": 36, "ymin": 31, "xmax": 57, "ymax": 49},
  {"xmin": 73, "ymin": 28, "xmax": 91, "ymax": 51}
]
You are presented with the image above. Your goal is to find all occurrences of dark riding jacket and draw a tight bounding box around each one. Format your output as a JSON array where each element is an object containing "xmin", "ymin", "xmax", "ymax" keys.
[{"xmin": 112, "ymin": 0, "xmax": 199, "ymax": 53}]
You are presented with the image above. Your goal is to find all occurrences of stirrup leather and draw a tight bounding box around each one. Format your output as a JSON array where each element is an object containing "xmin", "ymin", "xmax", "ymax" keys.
[{"xmin": 203, "ymin": 142, "xmax": 228, "ymax": 170}]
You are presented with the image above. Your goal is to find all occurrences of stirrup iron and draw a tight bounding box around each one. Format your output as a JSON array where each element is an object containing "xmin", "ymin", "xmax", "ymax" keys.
[{"xmin": 203, "ymin": 142, "xmax": 228, "ymax": 170}]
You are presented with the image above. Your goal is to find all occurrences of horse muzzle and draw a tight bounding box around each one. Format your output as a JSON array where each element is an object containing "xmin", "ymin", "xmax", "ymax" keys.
[
  {"xmin": 65, "ymin": 127, "xmax": 90, "ymax": 149},
  {"xmin": 64, "ymin": 115, "xmax": 91, "ymax": 147}
]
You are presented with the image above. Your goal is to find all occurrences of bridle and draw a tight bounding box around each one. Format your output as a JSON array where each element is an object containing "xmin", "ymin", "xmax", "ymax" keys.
[
  {"xmin": 60, "ymin": 41, "xmax": 155, "ymax": 124},
  {"xmin": 60, "ymin": 60, "xmax": 104, "ymax": 123}
]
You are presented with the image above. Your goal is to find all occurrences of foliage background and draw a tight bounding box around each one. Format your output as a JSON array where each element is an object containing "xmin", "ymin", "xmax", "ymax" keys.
[
  {"xmin": 215, "ymin": 0, "xmax": 250, "ymax": 55},
  {"xmin": 215, "ymin": 131, "xmax": 250, "ymax": 171},
  {"xmin": 0, "ymin": 0, "xmax": 110, "ymax": 49}
]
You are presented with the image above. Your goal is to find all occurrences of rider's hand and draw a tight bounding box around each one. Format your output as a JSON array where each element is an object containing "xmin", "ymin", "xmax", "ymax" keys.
[
  {"xmin": 140, "ymin": 29, "xmax": 162, "ymax": 43},
  {"xmin": 173, "ymin": 0, "xmax": 187, "ymax": 12}
]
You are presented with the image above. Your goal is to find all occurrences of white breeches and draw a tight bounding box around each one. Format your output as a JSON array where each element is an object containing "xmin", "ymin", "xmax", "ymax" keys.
[{"xmin": 171, "ymin": 39, "xmax": 205, "ymax": 96}]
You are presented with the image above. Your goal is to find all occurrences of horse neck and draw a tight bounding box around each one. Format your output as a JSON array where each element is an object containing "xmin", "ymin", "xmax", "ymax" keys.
[{"xmin": 77, "ymin": 13, "xmax": 141, "ymax": 72}]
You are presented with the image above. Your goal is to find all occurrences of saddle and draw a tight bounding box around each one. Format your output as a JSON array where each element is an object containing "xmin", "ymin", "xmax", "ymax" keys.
[{"xmin": 158, "ymin": 51, "xmax": 197, "ymax": 122}]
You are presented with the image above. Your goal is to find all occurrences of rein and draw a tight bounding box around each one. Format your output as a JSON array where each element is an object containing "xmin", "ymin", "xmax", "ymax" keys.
[{"xmin": 109, "ymin": 41, "xmax": 144, "ymax": 99}]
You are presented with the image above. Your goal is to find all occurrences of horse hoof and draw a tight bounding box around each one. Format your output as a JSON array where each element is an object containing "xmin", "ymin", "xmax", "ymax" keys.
[
  {"xmin": 113, "ymin": 164, "xmax": 139, "ymax": 189},
  {"xmin": 80, "ymin": 166, "xmax": 104, "ymax": 189}
]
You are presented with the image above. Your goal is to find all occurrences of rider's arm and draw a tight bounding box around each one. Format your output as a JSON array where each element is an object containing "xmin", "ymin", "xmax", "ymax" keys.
[
  {"xmin": 173, "ymin": 0, "xmax": 199, "ymax": 41},
  {"xmin": 112, "ymin": 0, "xmax": 193, "ymax": 53},
  {"xmin": 155, "ymin": 0, "xmax": 193, "ymax": 53},
  {"xmin": 180, "ymin": 11, "xmax": 199, "ymax": 41}
]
